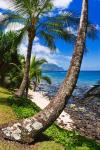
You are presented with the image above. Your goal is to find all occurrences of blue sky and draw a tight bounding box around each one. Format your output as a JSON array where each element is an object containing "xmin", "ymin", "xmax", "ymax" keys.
[
  {"xmin": 54, "ymin": 0, "xmax": 100, "ymax": 70},
  {"xmin": 0, "ymin": 0, "xmax": 100, "ymax": 70},
  {"xmin": 68, "ymin": 0, "xmax": 100, "ymax": 70}
]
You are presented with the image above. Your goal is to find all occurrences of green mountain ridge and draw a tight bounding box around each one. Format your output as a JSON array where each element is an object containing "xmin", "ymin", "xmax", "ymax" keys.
[{"xmin": 42, "ymin": 63, "xmax": 64, "ymax": 71}]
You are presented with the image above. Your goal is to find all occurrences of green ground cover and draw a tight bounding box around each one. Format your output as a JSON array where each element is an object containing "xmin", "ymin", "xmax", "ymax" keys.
[{"xmin": 0, "ymin": 86, "xmax": 100, "ymax": 150}]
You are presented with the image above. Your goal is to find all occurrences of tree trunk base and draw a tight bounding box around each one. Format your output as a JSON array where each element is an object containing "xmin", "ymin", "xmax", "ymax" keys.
[{"xmin": 0, "ymin": 117, "xmax": 45, "ymax": 144}]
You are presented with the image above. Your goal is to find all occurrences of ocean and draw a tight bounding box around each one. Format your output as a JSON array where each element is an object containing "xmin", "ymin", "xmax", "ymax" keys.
[
  {"xmin": 39, "ymin": 71, "xmax": 100, "ymax": 99},
  {"xmin": 43, "ymin": 71, "xmax": 100, "ymax": 86}
]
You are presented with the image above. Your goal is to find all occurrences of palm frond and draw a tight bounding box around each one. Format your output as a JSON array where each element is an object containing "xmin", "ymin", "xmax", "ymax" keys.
[
  {"xmin": 39, "ymin": 31, "xmax": 56, "ymax": 51},
  {"xmin": 36, "ymin": 0, "xmax": 53, "ymax": 17},
  {"xmin": 30, "ymin": 56, "xmax": 49, "ymax": 83},
  {"xmin": 9, "ymin": 63, "xmax": 23, "ymax": 74},
  {"xmin": 39, "ymin": 12, "xmax": 79, "ymax": 28},
  {"xmin": 39, "ymin": 22, "xmax": 62, "ymax": 29},
  {"xmin": 11, "ymin": 0, "xmax": 32, "ymax": 17},
  {"xmin": 36, "ymin": 12, "xmax": 78, "ymax": 47},
  {"xmin": 41, "ymin": 76, "xmax": 52, "ymax": 84},
  {"xmin": 87, "ymin": 23, "xmax": 98, "ymax": 40},
  {"xmin": 36, "ymin": 59, "xmax": 47, "ymax": 66},
  {"xmin": 0, "ymin": 9, "xmax": 26, "ymax": 31},
  {"xmin": 30, "ymin": 56, "xmax": 47, "ymax": 70},
  {"xmin": 47, "ymin": 28, "xmax": 75, "ymax": 43},
  {"xmin": 0, "ymin": 31, "xmax": 23, "ymax": 53},
  {"xmin": 14, "ymin": 27, "xmax": 28, "ymax": 47}
]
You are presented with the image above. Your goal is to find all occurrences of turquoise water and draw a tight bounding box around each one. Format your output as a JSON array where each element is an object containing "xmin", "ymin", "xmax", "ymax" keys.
[{"xmin": 43, "ymin": 71, "xmax": 100, "ymax": 86}]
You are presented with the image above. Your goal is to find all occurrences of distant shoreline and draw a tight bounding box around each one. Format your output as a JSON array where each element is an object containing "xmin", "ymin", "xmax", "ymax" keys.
[
  {"xmin": 43, "ymin": 70, "xmax": 100, "ymax": 72},
  {"xmin": 42, "ymin": 71, "xmax": 100, "ymax": 86}
]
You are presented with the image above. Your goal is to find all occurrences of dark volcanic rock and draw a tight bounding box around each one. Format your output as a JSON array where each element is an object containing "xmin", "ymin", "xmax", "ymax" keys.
[
  {"xmin": 37, "ymin": 83, "xmax": 91, "ymax": 101},
  {"xmin": 85, "ymin": 85, "xmax": 100, "ymax": 97},
  {"xmin": 37, "ymin": 83, "xmax": 59, "ymax": 98},
  {"xmin": 65, "ymin": 95, "xmax": 100, "ymax": 142},
  {"xmin": 36, "ymin": 83, "xmax": 100, "ymax": 142},
  {"xmin": 73, "ymin": 85, "xmax": 91, "ymax": 99}
]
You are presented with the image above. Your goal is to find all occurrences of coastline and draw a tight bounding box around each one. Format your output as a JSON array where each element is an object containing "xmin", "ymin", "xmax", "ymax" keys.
[
  {"xmin": 28, "ymin": 89, "xmax": 75, "ymax": 131},
  {"xmin": 28, "ymin": 85, "xmax": 100, "ymax": 143}
]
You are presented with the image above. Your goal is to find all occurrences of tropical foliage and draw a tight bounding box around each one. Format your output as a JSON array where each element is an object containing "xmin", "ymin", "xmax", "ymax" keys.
[
  {"xmin": 0, "ymin": 50, "xmax": 51, "ymax": 91},
  {"xmin": 0, "ymin": 0, "xmax": 79, "ymax": 96},
  {"xmin": 30, "ymin": 56, "xmax": 51, "ymax": 91},
  {"xmin": 0, "ymin": 31, "xmax": 23, "ymax": 87}
]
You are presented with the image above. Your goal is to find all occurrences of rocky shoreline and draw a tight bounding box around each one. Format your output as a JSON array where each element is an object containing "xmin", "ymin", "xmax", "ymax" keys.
[
  {"xmin": 37, "ymin": 83, "xmax": 92, "ymax": 99},
  {"xmin": 61, "ymin": 96, "xmax": 100, "ymax": 142},
  {"xmin": 36, "ymin": 83, "xmax": 100, "ymax": 142}
]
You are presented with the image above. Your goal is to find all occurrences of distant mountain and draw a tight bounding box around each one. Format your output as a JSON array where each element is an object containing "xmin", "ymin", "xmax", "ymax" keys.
[{"xmin": 42, "ymin": 63, "xmax": 64, "ymax": 71}]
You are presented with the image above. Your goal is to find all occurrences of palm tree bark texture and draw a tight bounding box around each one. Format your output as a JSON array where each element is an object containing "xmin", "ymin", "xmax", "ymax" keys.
[
  {"xmin": 0, "ymin": 0, "xmax": 88, "ymax": 143},
  {"xmin": 16, "ymin": 20, "xmax": 36, "ymax": 97}
]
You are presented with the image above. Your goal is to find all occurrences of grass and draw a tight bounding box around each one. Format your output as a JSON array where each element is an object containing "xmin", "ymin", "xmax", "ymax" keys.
[
  {"xmin": 0, "ymin": 86, "xmax": 100, "ymax": 150},
  {"xmin": 0, "ymin": 87, "xmax": 17, "ymax": 124},
  {"xmin": 8, "ymin": 95, "xmax": 40, "ymax": 119},
  {"xmin": 45, "ymin": 125, "xmax": 100, "ymax": 150},
  {"xmin": 38, "ymin": 141, "xmax": 64, "ymax": 150},
  {"xmin": 0, "ymin": 139, "xmax": 65, "ymax": 150},
  {"xmin": 0, "ymin": 87, "xmax": 65, "ymax": 150}
]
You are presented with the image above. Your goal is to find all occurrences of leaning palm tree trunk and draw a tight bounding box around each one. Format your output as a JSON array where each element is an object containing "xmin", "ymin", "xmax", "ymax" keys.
[
  {"xmin": 0, "ymin": 0, "xmax": 88, "ymax": 143},
  {"xmin": 16, "ymin": 29, "xmax": 35, "ymax": 97}
]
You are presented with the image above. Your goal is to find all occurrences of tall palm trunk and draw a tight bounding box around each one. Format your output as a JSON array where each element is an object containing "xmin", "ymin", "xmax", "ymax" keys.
[
  {"xmin": 32, "ymin": 81, "xmax": 37, "ymax": 91},
  {"xmin": 0, "ymin": 0, "xmax": 88, "ymax": 143},
  {"xmin": 16, "ymin": 29, "xmax": 35, "ymax": 97}
]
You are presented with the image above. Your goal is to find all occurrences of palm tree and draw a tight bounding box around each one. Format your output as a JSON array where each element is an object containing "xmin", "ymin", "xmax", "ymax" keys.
[
  {"xmin": 10, "ymin": 56, "xmax": 51, "ymax": 92},
  {"xmin": 30, "ymin": 56, "xmax": 51, "ymax": 91},
  {"xmin": 0, "ymin": 0, "xmax": 78, "ymax": 97},
  {"xmin": 0, "ymin": 0, "xmax": 88, "ymax": 143}
]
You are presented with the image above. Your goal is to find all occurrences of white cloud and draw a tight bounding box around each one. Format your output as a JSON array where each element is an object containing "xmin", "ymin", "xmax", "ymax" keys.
[
  {"xmin": 19, "ymin": 37, "xmax": 71, "ymax": 69},
  {"xmin": 0, "ymin": 0, "xmax": 73, "ymax": 10},
  {"xmin": 95, "ymin": 24, "xmax": 100, "ymax": 31},
  {"xmin": 31, "ymin": 40, "xmax": 71, "ymax": 69},
  {"xmin": 52, "ymin": 0, "xmax": 73, "ymax": 8},
  {"xmin": 0, "ymin": 0, "xmax": 10, "ymax": 9},
  {"xmin": 5, "ymin": 23, "xmax": 24, "ymax": 32}
]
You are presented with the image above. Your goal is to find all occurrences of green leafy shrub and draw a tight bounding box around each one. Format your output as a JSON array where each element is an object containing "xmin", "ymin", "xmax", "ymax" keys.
[
  {"xmin": 7, "ymin": 96, "xmax": 40, "ymax": 118},
  {"xmin": 45, "ymin": 125, "xmax": 100, "ymax": 150}
]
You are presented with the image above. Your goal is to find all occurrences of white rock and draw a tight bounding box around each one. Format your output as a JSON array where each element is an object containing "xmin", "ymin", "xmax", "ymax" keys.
[
  {"xmin": 32, "ymin": 121, "xmax": 43, "ymax": 130},
  {"xmin": 11, "ymin": 133, "xmax": 21, "ymax": 140}
]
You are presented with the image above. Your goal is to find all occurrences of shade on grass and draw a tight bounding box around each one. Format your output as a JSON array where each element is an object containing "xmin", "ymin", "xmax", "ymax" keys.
[
  {"xmin": 0, "ymin": 87, "xmax": 17, "ymax": 124},
  {"xmin": 0, "ymin": 87, "xmax": 65, "ymax": 150}
]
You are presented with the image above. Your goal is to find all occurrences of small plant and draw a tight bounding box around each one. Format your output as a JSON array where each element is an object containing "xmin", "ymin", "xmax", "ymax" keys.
[{"xmin": 8, "ymin": 96, "xmax": 40, "ymax": 118}]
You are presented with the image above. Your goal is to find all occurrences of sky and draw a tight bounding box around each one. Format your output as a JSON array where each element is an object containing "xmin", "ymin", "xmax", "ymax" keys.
[{"xmin": 0, "ymin": 0, "xmax": 100, "ymax": 70}]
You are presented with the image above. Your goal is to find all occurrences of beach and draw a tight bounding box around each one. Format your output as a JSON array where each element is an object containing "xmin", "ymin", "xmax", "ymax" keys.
[
  {"xmin": 29, "ymin": 89, "xmax": 75, "ymax": 131},
  {"xmin": 29, "ymin": 81, "xmax": 100, "ymax": 142}
]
